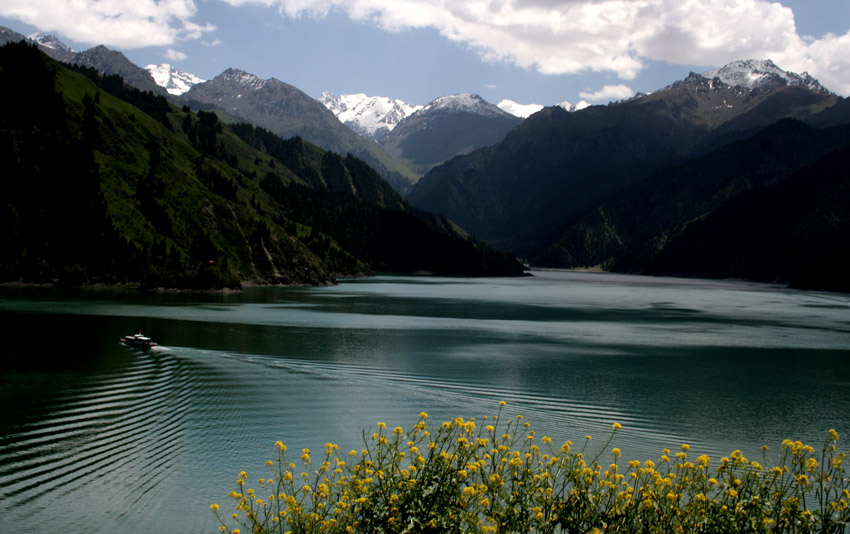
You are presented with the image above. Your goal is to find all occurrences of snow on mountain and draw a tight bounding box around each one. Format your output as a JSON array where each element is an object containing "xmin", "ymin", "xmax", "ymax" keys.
[
  {"xmin": 218, "ymin": 68, "xmax": 268, "ymax": 90},
  {"xmin": 27, "ymin": 32, "xmax": 73, "ymax": 52},
  {"xmin": 418, "ymin": 93, "xmax": 509, "ymax": 118},
  {"xmin": 145, "ymin": 63, "xmax": 205, "ymax": 95},
  {"xmin": 557, "ymin": 100, "xmax": 591, "ymax": 112},
  {"xmin": 701, "ymin": 59, "xmax": 829, "ymax": 94},
  {"xmin": 319, "ymin": 92, "xmax": 421, "ymax": 140},
  {"xmin": 498, "ymin": 100, "xmax": 543, "ymax": 118},
  {"xmin": 498, "ymin": 99, "xmax": 591, "ymax": 117}
]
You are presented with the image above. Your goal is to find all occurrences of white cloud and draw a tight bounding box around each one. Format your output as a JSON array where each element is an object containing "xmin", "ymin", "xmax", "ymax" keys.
[
  {"xmin": 4, "ymin": 0, "xmax": 849, "ymax": 95},
  {"xmin": 0, "ymin": 0, "xmax": 215, "ymax": 48},
  {"xmin": 214, "ymin": 0, "xmax": 850, "ymax": 94},
  {"xmin": 165, "ymin": 48, "xmax": 188, "ymax": 61},
  {"xmin": 579, "ymin": 84, "xmax": 634, "ymax": 102},
  {"xmin": 783, "ymin": 30, "xmax": 850, "ymax": 95}
]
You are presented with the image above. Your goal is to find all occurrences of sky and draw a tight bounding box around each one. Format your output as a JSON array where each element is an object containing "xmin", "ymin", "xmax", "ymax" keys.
[{"xmin": 2, "ymin": 1, "xmax": 850, "ymax": 108}]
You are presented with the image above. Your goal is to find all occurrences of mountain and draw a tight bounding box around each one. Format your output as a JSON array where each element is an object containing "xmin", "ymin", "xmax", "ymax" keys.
[
  {"xmin": 187, "ymin": 69, "xmax": 420, "ymax": 193},
  {"xmin": 1, "ymin": 25, "xmax": 421, "ymax": 192},
  {"xmin": 145, "ymin": 63, "xmax": 205, "ymax": 95},
  {"xmin": 0, "ymin": 27, "xmax": 168, "ymax": 97},
  {"xmin": 407, "ymin": 60, "xmax": 840, "ymax": 256},
  {"xmin": 27, "ymin": 31, "xmax": 75, "ymax": 62},
  {"xmin": 71, "ymin": 45, "xmax": 168, "ymax": 96},
  {"xmin": 0, "ymin": 26, "xmax": 25, "ymax": 45},
  {"xmin": 319, "ymin": 92, "xmax": 421, "ymax": 141},
  {"xmin": 530, "ymin": 118, "xmax": 850, "ymax": 271},
  {"xmin": 0, "ymin": 42, "xmax": 522, "ymax": 289},
  {"xmin": 614, "ymin": 138, "xmax": 850, "ymax": 293},
  {"xmin": 378, "ymin": 93, "xmax": 524, "ymax": 175},
  {"xmin": 1, "ymin": 27, "xmax": 73, "ymax": 63},
  {"xmin": 702, "ymin": 59, "xmax": 828, "ymax": 93}
]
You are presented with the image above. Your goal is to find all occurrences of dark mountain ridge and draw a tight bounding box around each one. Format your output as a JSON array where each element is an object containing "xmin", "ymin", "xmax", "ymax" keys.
[
  {"xmin": 407, "ymin": 61, "xmax": 840, "ymax": 257},
  {"xmin": 531, "ymin": 118, "xmax": 850, "ymax": 270},
  {"xmin": 615, "ymin": 142, "xmax": 850, "ymax": 292},
  {"xmin": 0, "ymin": 27, "xmax": 168, "ymax": 97}
]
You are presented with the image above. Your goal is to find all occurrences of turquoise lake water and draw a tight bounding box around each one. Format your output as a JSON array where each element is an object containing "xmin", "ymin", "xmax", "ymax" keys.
[{"xmin": 1, "ymin": 271, "xmax": 848, "ymax": 532}]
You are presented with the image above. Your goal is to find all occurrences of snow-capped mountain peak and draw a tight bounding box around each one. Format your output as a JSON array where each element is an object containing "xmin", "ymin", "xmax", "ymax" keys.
[
  {"xmin": 145, "ymin": 63, "xmax": 205, "ymax": 96},
  {"xmin": 495, "ymin": 98, "xmax": 591, "ymax": 118},
  {"xmin": 27, "ymin": 32, "xmax": 72, "ymax": 52},
  {"xmin": 498, "ymin": 100, "xmax": 543, "ymax": 118},
  {"xmin": 319, "ymin": 92, "xmax": 422, "ymax": 140},
  {"xmin": 557, "ymin": 100, "xmax": 591, "ymax": 112},
  {"xmin": 419, "ymin": 93, "xmax": 506, "ymax": 118},
  {"xmin": 701, "ymin": 59, "xmax": 829, "ymax": 94},
  {"xmin": 219, "ymin": 68, "xmax": 267, "ymax": 90}
]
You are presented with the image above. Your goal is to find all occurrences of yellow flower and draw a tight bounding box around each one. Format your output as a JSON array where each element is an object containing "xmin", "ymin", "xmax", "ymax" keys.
[
  {"xmin": 377, "ymin": 422, "xmax": 387, "ymax": 430},
  {"xmin": 612, "ymin": 422, "xmax": 622, "ymax": 430},
  {"xmin": 210, "ymin": 503, "xmax": 220, "ymax": 511},
  {"xmin": 275, "ymin": 441, "xmax": 286, "ymax": 451},
  {"xmin": 612, "ymin": 448, "xmax": 621, "ymax": 458},
  {"xmin": 419, "ymin": 411, "xmax": 429, "ymax": 419},
  {"xmin": 393, "ymin": 426, "xmax": 404, "ymax": 435},
  {"xmin": 806, "ymin": 458, "xmax": 818, "ymax": 472},
  {"xmin": 499, "ymin": 401, "xmax": 507, "ymax": 406}
]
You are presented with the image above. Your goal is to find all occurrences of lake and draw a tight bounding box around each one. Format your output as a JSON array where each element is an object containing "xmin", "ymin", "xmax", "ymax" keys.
[{"xmin": 1, "ymin": 271, "xmax": 848, "ymax": 533}]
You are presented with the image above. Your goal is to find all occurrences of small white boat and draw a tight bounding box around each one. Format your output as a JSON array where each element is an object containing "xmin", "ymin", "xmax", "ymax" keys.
[{"xmin": 120, "ymin": 331, "xmax": 157, "ymax": 349}]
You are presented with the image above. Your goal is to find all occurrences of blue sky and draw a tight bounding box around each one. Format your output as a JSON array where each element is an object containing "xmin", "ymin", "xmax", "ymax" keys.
[{"xmin": 2, "ymin": 1, "xmax": 849, "ymax": 107}]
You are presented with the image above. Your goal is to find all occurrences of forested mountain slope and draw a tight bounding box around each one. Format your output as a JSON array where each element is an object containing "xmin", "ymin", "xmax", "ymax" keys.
[{"xmin": 0, "ymin": 43, "xmax": 522, "ymax": 290}]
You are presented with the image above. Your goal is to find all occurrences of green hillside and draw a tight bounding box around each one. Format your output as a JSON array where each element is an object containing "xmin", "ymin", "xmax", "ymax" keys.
[{"xmin": 0, "ymin": 43, "xmax": 522, "ymax": 290}]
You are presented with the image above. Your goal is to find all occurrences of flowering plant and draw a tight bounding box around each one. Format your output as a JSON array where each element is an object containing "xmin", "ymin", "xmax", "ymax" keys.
[{"xmin": 213, "ymin": 404, "xmax": 849, "ymax": 533}]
